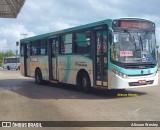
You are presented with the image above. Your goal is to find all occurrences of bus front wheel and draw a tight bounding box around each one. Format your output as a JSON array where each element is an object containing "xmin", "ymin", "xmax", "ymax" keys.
[{"xmin": 35, "ymin": 69, "xmax": 43, "ymax": 85}]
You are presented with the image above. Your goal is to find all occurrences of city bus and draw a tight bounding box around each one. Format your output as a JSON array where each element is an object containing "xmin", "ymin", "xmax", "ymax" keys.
[
  {"xmin": 2, "ymin": 57, "xmax": 20, "ymax": 70},
  {"xmin": 20, "ymin": 18, "xmax": 158, "ymax": 92}
]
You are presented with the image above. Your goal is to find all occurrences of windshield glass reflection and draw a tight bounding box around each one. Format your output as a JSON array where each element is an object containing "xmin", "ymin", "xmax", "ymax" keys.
[{"xmin": 111, "ymin": 31, "xmax": 156, "ymax": 63}]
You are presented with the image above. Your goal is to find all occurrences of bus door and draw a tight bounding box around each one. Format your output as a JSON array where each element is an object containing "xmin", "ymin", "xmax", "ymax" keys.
[
  {"xmin": 48, "ymin": 37, "xmax": 58, "ymax": 81},
  {"xmin": 95, "ymin": 30, "xmax": 108, "ymax": 87},
  {"xmin": 24, "ymin": 43, "xmax": 31, "ymax": 76}
]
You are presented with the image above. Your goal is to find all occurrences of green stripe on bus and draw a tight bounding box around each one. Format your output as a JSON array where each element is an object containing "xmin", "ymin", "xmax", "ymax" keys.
[{"xmin": 62, "ymin": 56, "xmax": 71, "ymax": 82}]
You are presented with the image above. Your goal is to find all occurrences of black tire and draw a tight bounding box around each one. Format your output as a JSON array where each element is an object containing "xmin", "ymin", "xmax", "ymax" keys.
[
  {"xmin": 77, "ymin": 72, "xmax": 91, "ymax": 93},
  {"xmin": 35, "ymin": 69, "xmax": 43, "ymax": 85},
  {"xmin": 7, "ymin": 66, "xmax": 10, "ymax": 70}
]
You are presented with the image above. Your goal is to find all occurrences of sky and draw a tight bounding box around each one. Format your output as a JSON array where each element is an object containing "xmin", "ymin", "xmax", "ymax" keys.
[{"xmin": 0, "ymin": 0, "xmax": 160, "ymax": 52}]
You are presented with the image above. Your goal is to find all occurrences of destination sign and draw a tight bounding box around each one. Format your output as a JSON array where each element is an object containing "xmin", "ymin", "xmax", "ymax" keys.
[
  {"xmin": 113, "ymin": 19, "xmax": 155, "ymax": 29},
  {"xmin": 120, "ymin": 21, "xmax": 151, "ymax": 29}
]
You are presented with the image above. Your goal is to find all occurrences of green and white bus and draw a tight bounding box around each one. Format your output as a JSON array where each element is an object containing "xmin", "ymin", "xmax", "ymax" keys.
[{"xmin": 20, "ymin": 18, "xmax": 158, "ymax": 92}]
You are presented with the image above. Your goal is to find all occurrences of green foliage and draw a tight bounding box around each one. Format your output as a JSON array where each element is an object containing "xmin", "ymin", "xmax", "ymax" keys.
[{"xmin": 0, "ymin": 50, "xmax": 15, "ymax": 67}]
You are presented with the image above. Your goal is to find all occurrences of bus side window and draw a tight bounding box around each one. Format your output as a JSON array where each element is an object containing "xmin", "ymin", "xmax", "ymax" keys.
[
  {"xmin": 31, "ymin": 41, "xmax": 39, "ymax": 56},
  {"xmin": 4, "ymin": 59, "xmax": 8, "ymax": 63},
  {"xmin": 61, "ymin": 34, "xmax": 72, "ymax": 54},
  {"xmin": 75, "ymin": 30, "xmax": 90, "ymax": 54},
  {"xmin": 40, "ymin": 39, "xmax": 47, "ymax": 55},
  {"xmin": 61, "ymin": 43, "xmax": 65, "ymax": 53},
  {"xmin": 49, "ymin": 38, "xmax": 56, "ymax": 56}
]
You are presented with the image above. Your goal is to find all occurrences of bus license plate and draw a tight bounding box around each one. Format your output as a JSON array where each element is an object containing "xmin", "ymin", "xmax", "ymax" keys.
[{"xmin": 138, "ymin": 80, "xmax": 147, "ymax": 85}]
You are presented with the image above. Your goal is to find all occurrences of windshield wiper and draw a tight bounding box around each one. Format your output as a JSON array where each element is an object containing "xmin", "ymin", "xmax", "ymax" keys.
[
  {"xmin": 124, "ymin": 29, "xmax": 131, "ymax": 36},
  {"xmin": 139, "ymin": 36, "xmax": 143, "ymax": 51},
  {"xmin": 124, "ymin": 29, "xmax": 136, "ymax": 44},
  {"xmin": 139, "ymin": 31, "xmax": 149, "ymax": 51}
]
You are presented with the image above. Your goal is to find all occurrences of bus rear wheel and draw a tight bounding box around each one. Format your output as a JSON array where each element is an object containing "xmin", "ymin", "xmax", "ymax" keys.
[
  {"xmin": 35, "ymin": 69, "xmax": 43, "ymax": 85},
  {"xmin": 77, "ymin": 72, "xmax": 91, "ymax": 93}
]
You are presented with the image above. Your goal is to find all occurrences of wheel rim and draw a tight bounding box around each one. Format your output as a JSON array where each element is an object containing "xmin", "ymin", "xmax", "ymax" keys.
[
  {"xmin": 82, "ymin": 77, "xmax": 87, "ymax": 88},
  {"xmin": 37, "ymin": 75, "xmax": 39, "ymax": 83},
  {"xmin": 36, "ymin": 73, "xmax": 40, "ymax": 83}
]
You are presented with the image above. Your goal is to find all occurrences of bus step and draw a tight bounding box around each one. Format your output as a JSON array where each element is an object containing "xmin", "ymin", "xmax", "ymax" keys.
[{"xmin": 50, "ymin": 80, "xmax": 59, "ymax": 84}]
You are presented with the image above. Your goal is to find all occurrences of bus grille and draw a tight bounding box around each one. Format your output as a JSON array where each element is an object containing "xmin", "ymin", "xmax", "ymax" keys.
[
  {"xmin": 129, "ymin": 80, "xmax": 154, "ymax": 86},
  {"xmin": 124, "ymin": 64, "xmax": 156, "ymax": 69}
]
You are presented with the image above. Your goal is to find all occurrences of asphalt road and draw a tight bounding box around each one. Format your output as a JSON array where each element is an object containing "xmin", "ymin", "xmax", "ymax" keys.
[{"xmin": 0, "ymin": 69, "xmax": 160, "ymax": 130}]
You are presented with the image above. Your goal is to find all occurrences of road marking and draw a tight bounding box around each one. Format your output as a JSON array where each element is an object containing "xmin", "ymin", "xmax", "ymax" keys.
[{"xmin": 0, "ymin": 86, "xmax": 22, "ymax": 91}]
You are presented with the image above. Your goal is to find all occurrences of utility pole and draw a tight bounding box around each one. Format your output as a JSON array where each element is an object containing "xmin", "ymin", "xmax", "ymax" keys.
[
  {"xmin": 20, "ymin": 33, "xmax": 28, "ymax": 38},
  {"xmin": 16, "ymin": 41, "xmax": 19, "ymax": 57}
]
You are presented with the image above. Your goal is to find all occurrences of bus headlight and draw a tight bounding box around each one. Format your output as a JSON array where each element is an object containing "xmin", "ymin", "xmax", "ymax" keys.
[
  {"xmin": 152, "ymin": 71, "xmax": 158, "ymax": 76},
  {"xmin": 112, "ymin": 69, "xmax": 127, "ymax": 78},
  {"xmin": 122, "ymin": 74, "xmax": 127, "ymax": 78}
]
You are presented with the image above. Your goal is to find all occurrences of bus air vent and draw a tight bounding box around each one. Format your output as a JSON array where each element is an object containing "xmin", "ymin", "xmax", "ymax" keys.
[{"xmin": 124, "ymin": 64, "xmax": 156, "ymax": 69}]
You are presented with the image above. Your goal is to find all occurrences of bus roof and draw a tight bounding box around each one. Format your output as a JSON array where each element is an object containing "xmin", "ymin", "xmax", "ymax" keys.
[
  {"xmin": 20, "ymin": 18, "xmax": 114, "ymax": 42},
  {"xmin": 20, "ymin": 18, "xmax": 154, "ymax": 42}
]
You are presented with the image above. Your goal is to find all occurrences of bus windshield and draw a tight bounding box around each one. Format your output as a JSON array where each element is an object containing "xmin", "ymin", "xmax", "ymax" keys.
[
  {"xmin": 112, "ymin": 31, "xmax": 157, "ymax": 63},
  {"xmin": 4, "ymin": 57, "xmax": 19, "ymax": 63}
]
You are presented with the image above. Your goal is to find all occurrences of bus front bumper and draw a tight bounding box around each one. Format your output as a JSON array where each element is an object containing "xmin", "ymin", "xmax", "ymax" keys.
[{"xmin": 109, "ymin": 71, "xmax": 158, "ymax": 89}]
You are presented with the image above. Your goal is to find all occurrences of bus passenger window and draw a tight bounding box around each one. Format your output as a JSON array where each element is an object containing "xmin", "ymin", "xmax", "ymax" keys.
[
  {"xmin": 61, "ymin": 44, "xmax": 65, "ymax": 53},
  {"xmin": 61, "ymin": 34, "xmax": 72, "ymax": 54},
  {"xmin": 75, "ymin": 30, "xmax": 90, "ymax": 54},
  {"xmin": 40, "ymin": 39, "xmax": 47, "ymax": 55},
  {"xmin": 32, "ymin": 47, "xmax": 37, "ymax": 55},
  {"xmin": 31, "ymin": 41, "xmax": 39, "ymax": 56}
]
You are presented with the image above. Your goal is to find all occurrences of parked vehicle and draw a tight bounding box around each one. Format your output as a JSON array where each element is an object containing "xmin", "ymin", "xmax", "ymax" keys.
[{"xmin": 2, "ymin": 57, "xmax": 20, "ymax": 70}]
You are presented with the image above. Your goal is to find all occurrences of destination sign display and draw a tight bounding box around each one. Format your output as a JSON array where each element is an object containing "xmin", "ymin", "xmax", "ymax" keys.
[
  {"xmin": 113, "ymin": 19, "xmax": 155, "ymax": 29},
  {"xmin": 120, "ymin": 21, "xmax": 151, "ymax": 28}
]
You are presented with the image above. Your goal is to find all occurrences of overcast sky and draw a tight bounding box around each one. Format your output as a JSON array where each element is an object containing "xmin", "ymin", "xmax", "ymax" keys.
[{"xmin": 0, "ymin": 0, "xmax": 160, "ymax": 52}]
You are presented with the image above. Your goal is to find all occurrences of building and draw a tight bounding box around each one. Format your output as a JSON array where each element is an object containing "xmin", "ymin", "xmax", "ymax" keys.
[{"xmin": 0, "ymin": 0, "xmax": 26, "ymax": 18}]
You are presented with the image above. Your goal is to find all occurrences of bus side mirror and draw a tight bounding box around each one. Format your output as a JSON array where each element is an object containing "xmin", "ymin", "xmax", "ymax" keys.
[{"xmin": 109, "ymin": 32, "xmax": 112, "ymax": 43}]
